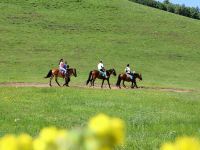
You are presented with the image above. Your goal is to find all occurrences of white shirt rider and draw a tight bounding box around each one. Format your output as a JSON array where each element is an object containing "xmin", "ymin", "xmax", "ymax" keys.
[
  {"xmin": 98, "ymin": 62, "xmax": 104, "ymax": 71},
  {"xmin": 125, "ymin": 66, "xmax": 131, "ymax": 74}
]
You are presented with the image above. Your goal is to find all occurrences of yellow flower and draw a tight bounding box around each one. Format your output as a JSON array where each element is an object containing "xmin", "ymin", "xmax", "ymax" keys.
[
  {"xmin": 56, "ymin": 129, "xmax": 69, "ymax": 150},
  {"xmin": 161, "ymin": 137, "xmax": 200, "ymax": 150},
  {"xmin": 160, "ymin": 143, "xmax": 175, "ymax": 150},
  {"xmin": 88, "ymin": 114, "xmax": 111, "ymax": 136},
  {"xmin": 18, "ymin": 134, "xmax": 33, "ymax": 150},
  {"xmin": 39, "ymin": 127, "xmax": 58, "ymax": 143},
  {"xmin": 35, "ymin": 127, "xmax": 68, "ymax": 150},
  {"xmin": 33, "ymin": 138, "xmax": 46, "ymax": 150},
  {"xmin": 110, "ymin": 118, "xmax": 125, "ymax": 144},
  {"xmin": 175, "ymin": 137, "xmax": 200, "ymax": 150},
  {"xmin": 0, "ymin": 134, "xmax": 18, "ymax": 150},
  {"xmin": 87, "ymin": 114, "xmax": 125, "ymax": 150},
  {"xmin": 99, "ymin": 146, "xmax": 112, "ymax": 150}
]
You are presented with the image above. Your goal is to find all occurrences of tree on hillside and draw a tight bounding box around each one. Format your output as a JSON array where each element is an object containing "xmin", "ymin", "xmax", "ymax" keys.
[
  {"xmin": 129, "ymin": 0, "xmax": 200, "ymax": 20},
  {"xmin": 190, "ymin": 7, "xmax": 200, "ymax": 19},
  {"xmin": 157, "ymin": 2, "xmax": 167, "ymax": 11},
  {"xmin": 163, "ymin": 0, "xmax": 170, "ymax": 5},
  {"xmin": 166, "ymin": 3, "xmax": 175, "ymax": 13},
  {"xmin": 174, "ymin": 5, "xmax": 181, "ymax": 14}
]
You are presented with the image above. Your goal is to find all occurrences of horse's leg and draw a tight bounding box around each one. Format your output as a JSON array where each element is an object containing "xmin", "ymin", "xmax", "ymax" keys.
[
  {"xmin": 66, "ymin": 77, "xmax": 69, "ymax": 87},
  {"xmin": 49, "ymin": 75, "xmax": 54, "ymax": 87},
  {"xmin": 92, "ymin": 77, "xmax": 96, "ymax": 87},
  {"xmin": 123, "ymin": 80, "xmax": 126, "ymax": 88},
  {"xmin": 134, "ymin": 81, "xmax": 138, "ymax": 88},
  {"xmin": 107, "ymin": 78, "xmax": 111, "ymax": 89},
  {"xmin": 131, "ymin": 81, "xmax": 134, "ymax": 88},
  {"xmin": 63, "ymin": 77, "xmax": 67, "ymax": 86},
  {"xmin": 55, "ymin": 76, "xmax": 61, "ymax": 87},
  {"xmin": 118, "ymin": 78, "xmax": 121, "ymax": 89},
  {"xmin": 90, "ymin": 76, "xmax": 93, "ymax": 87},
  {"xmin": 101, "ymin": 79, "xmax": 105, "ymax": 88}
]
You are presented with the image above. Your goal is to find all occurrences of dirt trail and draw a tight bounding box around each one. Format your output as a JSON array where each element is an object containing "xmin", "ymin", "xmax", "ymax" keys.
[{"xmin": 0, "ymin": 82, "xmax": 197, "ymax": 93}]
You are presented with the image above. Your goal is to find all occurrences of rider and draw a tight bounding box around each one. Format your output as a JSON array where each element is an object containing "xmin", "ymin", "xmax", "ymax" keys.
[
  {"xmin": 59, "ymin": 59, "xmax": 67, "ymax": 77},
  {"xmin": 125, "ymin": 64, "xmax": 135, "ymax": 80},
  {"xmin": 98, "ymin": 60, "xmax": 107, "ymax": 78},
  {"xmin": 63, "ymin": 61, "xmax": 69, "ymax": 76}
]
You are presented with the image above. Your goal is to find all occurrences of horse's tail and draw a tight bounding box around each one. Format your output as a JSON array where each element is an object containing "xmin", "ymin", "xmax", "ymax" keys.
[
  {"xmin": 116, "ymin": 74, "xmax": 121, "ymax": 86},
  {"xmin": 44, "ymin": 70, "xmax": 52, "ymax": 78},
  {"xmin": 86, "ymin": 71, "xmax": 92, "ymax": 85}
]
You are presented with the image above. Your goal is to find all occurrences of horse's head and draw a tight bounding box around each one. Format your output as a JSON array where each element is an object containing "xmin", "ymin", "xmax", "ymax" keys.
[
  {"xmin": 133, "ymin": 73, "xmax": 142, "ymax": 81},
  {"xmin": 137, "ymin": 73, "xmax": 142, "ymax": 81},
  {"xmin": 68, "ymin": 68, "xmax": 77, "ymax": 77},
  {"xmin": 106, "ymin": 69, "xmax": 116, "ymax": 77},
  {"xmin": 112, "ymin": 68, "xmax": 117, "ymax": 76},
  {"xmin": 73, "ymin": 68, "xmax": 77, "ymax": 77}
]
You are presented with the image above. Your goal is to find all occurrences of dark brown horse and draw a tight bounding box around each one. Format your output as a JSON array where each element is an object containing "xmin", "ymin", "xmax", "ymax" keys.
[
  {"xmin": 86, "ymin": 69, "xmax": 116, "ymax": 89},
  {"xmin": 45, "ymin": 68, "xmax": 77, "ymax": 87},
  {"xmin": 116, "ymin": 73, "xmax": 142, "ymax": 88}
]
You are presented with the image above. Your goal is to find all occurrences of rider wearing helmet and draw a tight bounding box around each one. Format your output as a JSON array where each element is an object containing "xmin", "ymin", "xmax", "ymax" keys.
[{"xmin": 98, "ymin": 60, "xmax": 107, "ymax": 78}]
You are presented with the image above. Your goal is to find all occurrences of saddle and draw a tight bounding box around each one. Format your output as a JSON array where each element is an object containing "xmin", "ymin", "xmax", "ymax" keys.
[
  {"xmin": 59, "ymin": 70, "xmax": 65, "ymax": 78},
  {"xmin": 126, "ymin": 73, "xmax": 133, "ymax": 80},
  {"xmin": 99, "ymin": 70, "xmax": 106, "ymax": 78}
]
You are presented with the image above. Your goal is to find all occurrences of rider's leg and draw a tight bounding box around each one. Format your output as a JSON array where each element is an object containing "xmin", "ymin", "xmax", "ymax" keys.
[
  {"xmin": 104, "ymin": 71, "xmax": 107, "ymax": 78},
  {"xmin": 128, "ymin": 73, "xmax": 132, "ymax": 80},
  {"xmin": 99, "ymin": 69, "xmax": 104, "ymax": 77},
  {"xmin": 101, "ymin": 70, "xmax": 107, "ymax": 78},
  {"xmin": 60, "ymin": 67, "xmax": 66, "ymax": 74}
]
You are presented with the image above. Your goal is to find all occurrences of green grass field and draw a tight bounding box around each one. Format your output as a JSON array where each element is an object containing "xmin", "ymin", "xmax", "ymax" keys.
[
  {"xmin": 0, "ymin": 87, "xmax": 200, "ymax": 149},
  {"xmin": 0, "ymin": 0, "xmax": 200, "ymax": 89},
  {"xmin": 0, "ymin": 0, "xmax": 200, "ymax": 149}
]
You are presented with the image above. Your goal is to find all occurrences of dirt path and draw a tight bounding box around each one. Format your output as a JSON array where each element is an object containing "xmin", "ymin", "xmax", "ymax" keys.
[{"xmin": 0, "ymin": 82, "xmax": 197, "ymax": 93}]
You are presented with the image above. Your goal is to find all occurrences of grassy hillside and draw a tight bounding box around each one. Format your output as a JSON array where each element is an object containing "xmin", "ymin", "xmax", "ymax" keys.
[
  {"xmin": 0, "ymin": 0, "xmax": 200, "ymax": 89},
  {"xmin": 0, "ymin": 1, "xmax": 200, "ymax": 149}
]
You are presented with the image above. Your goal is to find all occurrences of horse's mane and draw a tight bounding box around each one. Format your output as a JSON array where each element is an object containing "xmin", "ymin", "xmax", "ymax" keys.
[{"xmin": 106, "ymin": 68, "xmax": 114, "ymax": 72}]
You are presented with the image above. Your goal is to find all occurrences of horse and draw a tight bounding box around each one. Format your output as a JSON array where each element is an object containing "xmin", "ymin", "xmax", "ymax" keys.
[
  {"xmin": 116, "ymin": 73, "xmax": 142, "ymax": 89},
  {"xmin": 45, "ymin": 68, "xmax": 77, "ymax": 87},
  {"xmin": 86, "ymin": 68, "xmax": 116, "ymax": 89}
]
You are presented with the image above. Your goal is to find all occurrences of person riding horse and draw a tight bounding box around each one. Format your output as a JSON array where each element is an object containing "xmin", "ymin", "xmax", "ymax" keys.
[
  {"xmin": 125, "ymin": 64, "xmax": 135, "ymax": 81},
  {"xmin": 59, "ymin": 59, "xmax": 67, "ymax": 78},
  {"xmin": 98, "ymin": 60, "xmax": 107, "ymax": 78}
]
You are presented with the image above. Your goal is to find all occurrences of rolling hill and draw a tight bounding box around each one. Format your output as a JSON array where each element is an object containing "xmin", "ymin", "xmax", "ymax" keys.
[
  {"xmin": 0, "ymin": 0, "xmax": 200, "ymax": 149},
  {"xmin": 0, "ymin": 0, "xmax": 200, "ymax": 89}
]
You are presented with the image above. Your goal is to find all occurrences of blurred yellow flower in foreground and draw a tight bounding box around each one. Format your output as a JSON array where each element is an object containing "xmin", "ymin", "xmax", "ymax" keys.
[
  {"xmin": 39, "ymin": 127, "xmax": 58, "ymax": 143},
  {"xmin": 0, "ymin": 135, "xmax": 18, "ymax": 150},
  {"xmin": 0, "ymin": 114, "xmax": 125, "ymax": 150},
  {"xmin": 110, "ymin": 118, "xmax": 125, "ymax": 145},
  {"xmin": 161, "ymin": 137, "xmax": 200, "ymax": 150},
  {"xmin": 88, "ymin": 114, "xmax": 111, "ymax": 136},
  {"xmin": 18, "ymin": 134, "xmax": 33, "ymax": 150},
  {"xmin": 88, "ymin": 114, "xmax": 125, "ymax": 149}
]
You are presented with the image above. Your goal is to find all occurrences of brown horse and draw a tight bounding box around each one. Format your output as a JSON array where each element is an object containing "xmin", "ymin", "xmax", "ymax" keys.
[
  {"xmin": 86, "ymin": 69, "xmax": 116, "ymax": 89},
  {"xmin": 116, "ymin": 73, "xmax": 142, "ymax": 88},
  {"xmin": 45, "ymin": 68, "xmax": 77, "ymax": 87}
]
